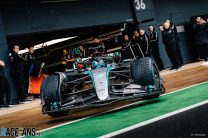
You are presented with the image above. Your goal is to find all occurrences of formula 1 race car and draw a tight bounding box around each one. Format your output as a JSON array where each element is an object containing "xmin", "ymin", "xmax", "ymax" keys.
[{"xmin": 40, "ymin": 52, "xmax": 165, "ymax": 117}]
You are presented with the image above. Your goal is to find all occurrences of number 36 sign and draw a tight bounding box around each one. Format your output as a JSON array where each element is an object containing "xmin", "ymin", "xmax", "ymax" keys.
[{"xmin": 134, "ymin": 0, "xmax": 146, "ymax": 10}]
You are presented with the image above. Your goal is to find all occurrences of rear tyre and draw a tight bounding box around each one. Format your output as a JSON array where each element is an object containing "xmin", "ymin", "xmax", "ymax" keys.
[{"xmin": 41, "ymin": 73, "xmax": 68, "ymax": 117}]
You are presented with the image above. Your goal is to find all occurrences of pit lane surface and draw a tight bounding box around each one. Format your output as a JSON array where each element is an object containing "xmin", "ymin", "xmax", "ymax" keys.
[
  {"xmin": 113, "ymin": 102, "xmax": 208, "ymax": 138},
  {"xmin": 31, "ymin": 82, "xmax": 208, "ymax": 138},
  {"xmin": 0, "ymin": 64, "xmax": 208, "ymax": 133}
]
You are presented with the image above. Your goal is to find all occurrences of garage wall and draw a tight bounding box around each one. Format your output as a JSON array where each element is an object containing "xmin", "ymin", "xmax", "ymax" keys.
[{"xmin": 1, "ymin": 0, "xmax": 132, "ymax": 36}]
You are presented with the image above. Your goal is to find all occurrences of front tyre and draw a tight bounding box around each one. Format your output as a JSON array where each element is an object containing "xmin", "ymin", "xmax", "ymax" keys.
[
  {"xmin": 41, "ymin": 73, "xmax": 68, "ymax": 117},
  {"xmin": 131, "ymin": 57, "xmax": 164, "ymax": 99}
]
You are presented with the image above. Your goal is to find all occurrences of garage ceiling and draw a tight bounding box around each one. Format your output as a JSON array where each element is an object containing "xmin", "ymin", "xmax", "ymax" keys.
[{"xmin": 6, "ymin": 23, "xmax": 124, "ymax": 51}]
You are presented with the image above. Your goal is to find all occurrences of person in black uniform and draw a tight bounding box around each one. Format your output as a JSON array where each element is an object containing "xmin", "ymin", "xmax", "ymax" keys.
[
  {"xmin": 138, "ymin": 29, "xmax": 150, "ymax": 57},
  {"xmin": 166, "ymin": 19, "xmax": 177, "ymax": 33},
  {"xmin": 194, "ymin": 17, "xmax": 208, "ymax": 64},
  {"xmin": 62, "ymin": 49, "xmax": 70, "ymax": 62},
  {"xmin": 72, "ymin": 45, "xmax": 87, "ymax": 58},
  {"xmin": 0, "ymin": 60, "xmax": 11, "ymax": 108},
  {"xmin": 79, "ymin": 45, "xmax": 86, "ymax": 58},
  {"xmin": 10, "ymin": 45, "xmax": 27, "ymax": 103},
  {"xmin": 132, "ymin": 30, "xmax": 145, "ymax": 58},
  {"xmin": 62, "ymin": 49, "xmax": 74, "ymax": 70},
  {"xmin": 149, "ymin": 25, "xmax": 165, "ymax": 71},
  {"xmin": 121, "ymin": 34, "xmax": 133, "ymax": 60},
  {"xmin": 162, "ymin": 22, "xmax": 181, "ymax": 70},
  {"xmin": 25, "ymin": 46, "xmax": 35, "ymax": 96},
  {"xmin": 166, "ymin": 19, "xmax": 184, "ymax": 66},
  {"xmin": 0, "ymin": 60, "xmax": 5, "ymax": 108}
]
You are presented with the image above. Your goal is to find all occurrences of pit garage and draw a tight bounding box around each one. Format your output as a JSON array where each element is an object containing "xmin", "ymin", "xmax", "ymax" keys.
[
  {"xmin": 0, "ymin": 0, "xmax": 208, "ymax": 138},
  {"xmin": 8, "ymin": 22, "xmax": 138, "ymax": 97}
]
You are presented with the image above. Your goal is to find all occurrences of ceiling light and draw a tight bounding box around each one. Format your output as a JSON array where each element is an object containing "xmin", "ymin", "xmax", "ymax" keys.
[{"xmin": 18, "ymin": 36, "xmax": 77, "ymax": 54}]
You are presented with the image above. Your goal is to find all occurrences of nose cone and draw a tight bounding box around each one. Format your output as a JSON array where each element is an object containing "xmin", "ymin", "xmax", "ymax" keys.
[{"xmin": 91, "ymin": 68, "xmax": 109, "ymax": 100}]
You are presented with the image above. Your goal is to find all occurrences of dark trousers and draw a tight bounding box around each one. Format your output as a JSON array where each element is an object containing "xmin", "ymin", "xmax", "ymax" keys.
[
  {"xmin": 176, "ymin": 41, "xmax": 184, "ymax": 65},
  {"xmin": 25, "ymin": 72, "xmax": 30, "ymax": 95},
  {"xmin": 151, "ymin": 45, "xmax": 164, "ymax": 71},
  {"xmin": 12, "ymin": 72, "xmax": 27, "ymax": 102},
  {"xmin": 165, "ymin": 45, "xmax": 180, "ymax": 68},
  {"xmin": 199, "ymin": 44, "xmax": 208, "ymax": 61},
  {"xmin": 0, "ymin": 76, "xmax": 11, "ymax": 106}
]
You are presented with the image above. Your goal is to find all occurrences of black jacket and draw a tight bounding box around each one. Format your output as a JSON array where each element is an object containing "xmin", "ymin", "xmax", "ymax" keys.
[
  {"xmin": 194, "ymin": 23, "xmax": 208, "ymax": 45},
  {"xmin": 122, "ymin": 40, "xmax": 132, "ymax": 49},
  {"xmin": 0, "ymin": 66, "xmax": 5, "ymax": 76},
  {"xmin": 25, "ymin": 53, "xmax": 35, "ymax": 73},
  {"xmin": 10, "ymin": 52, "xmax": 26, "ymax": 74},
  {"xmin": 121, "ymin": 40, "xmax": 133, "ymax": 59},
  {"xmin": 149, "ymin": 31, "xmax": 158, "ymax": 43},
  {"xmin": 132, "ymin": 34, "xmax": 149, "ymax": 56},
  {"xmin": 149, "ymin": 31, "xmax": 159, "ymax": 51},
  {"xmin": 162, "ymin": 28, "xmax": 177, "ymax": 47},
  {"xmin": 138, "ymin": 34, "xmax": 149, "ymax": 55},
  {"xmin": 132, "ymin": 36, "xmax": 139, "ymax": 45},
  {"xmin": 171, "ymin": 24, "xmax": 180, "ymax": 42}
]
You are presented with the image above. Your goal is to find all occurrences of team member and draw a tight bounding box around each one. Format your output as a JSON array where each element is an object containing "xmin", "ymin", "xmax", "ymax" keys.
[
  {"xmin": 64, "ymin": 45, "xmax": 87, "ymax": 70},
  {"xmin": 10, "ymin": 45, "xmax": 27, "ymax": 103},
  {"xmin": 79, "ymin": 45, "xmax": 86, "ymax": 58},
  {"xmin": 194, "ymin": 17, "xmax": 208, "ymax": 65},
  {"xmin": 149, "ymin": 25, "xmax": 164, "ymax": 71},
  {"xmin": 62, "ymin": 49, "xmax": 69, "ymax": 61},
  {"xmin": 162, "ymin": 22, "xmax": 181, "ymax": 70},
  {"xmin": 0, "ymin": 60, "xmax": 11, "ymax": 108},
  {"xmin": 133, "ymin": 30, "xmax": 140, "ymax": 39},
  {"xmin": 138, "ymin": 29, "xmax": 150, "ymax": 57},
  {"xmin": 25, "ymin": 46, "xmax": 35, "ymax": 96},
  {"xmin": 132, "ymin": 30, "xmax": 145, "ymax": 58},
  {"xmin": 0, "ymin": 60, "xmax": 5, "ymax": 108},
  {"xmin": 121, "ymin": 34, "xmax": 133, "ymax": 60},
  {"xmin": 72, "ymin": 45, "xmax": 87, "ymax": 58},
  {"xmin": 166, "ymin": 19, "xmax": 177, "ymax": 34},
  {"xmin": 62, "ymin": 49, "xmax": 74, "ymax": 70},
  {"xmin": 166, "ymin": 19, "xmax": 184, "ymax": 66}
]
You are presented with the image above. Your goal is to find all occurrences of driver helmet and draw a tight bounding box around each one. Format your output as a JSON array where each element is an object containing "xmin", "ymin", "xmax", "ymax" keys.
[
  {"xmin": 92, "ymin": 61, "xmax": 99, "ymax": 69},
  {"xmin": 98, "ymin": 59, "xmax": 105, "ymax": 68}
]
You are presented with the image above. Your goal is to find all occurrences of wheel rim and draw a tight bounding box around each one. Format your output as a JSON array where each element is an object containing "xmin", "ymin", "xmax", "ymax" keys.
[{"xmin": 153, "ymin": 64, "xmax": 160, "ymax": 87}]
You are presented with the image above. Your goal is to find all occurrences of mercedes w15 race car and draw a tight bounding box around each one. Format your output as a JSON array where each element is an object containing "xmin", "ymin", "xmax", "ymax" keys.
[{"xmin": 40, "ymin": 52, "xmax": 165, "ymax": 117}]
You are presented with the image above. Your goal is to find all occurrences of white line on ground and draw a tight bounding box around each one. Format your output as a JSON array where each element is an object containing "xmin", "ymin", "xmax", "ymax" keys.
[
  {"xmin": 34, "ymin": 81, "xmax": 208, "ymax": 134},
  {"xmin": 99, "ymin": 100, "xmax": 208, "ymax": 138}
]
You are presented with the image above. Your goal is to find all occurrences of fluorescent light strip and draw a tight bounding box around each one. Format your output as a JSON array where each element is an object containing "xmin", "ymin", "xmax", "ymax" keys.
[{"xmin": 18, "ymin": 36, "xmax": 77, "ymax": 54}]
